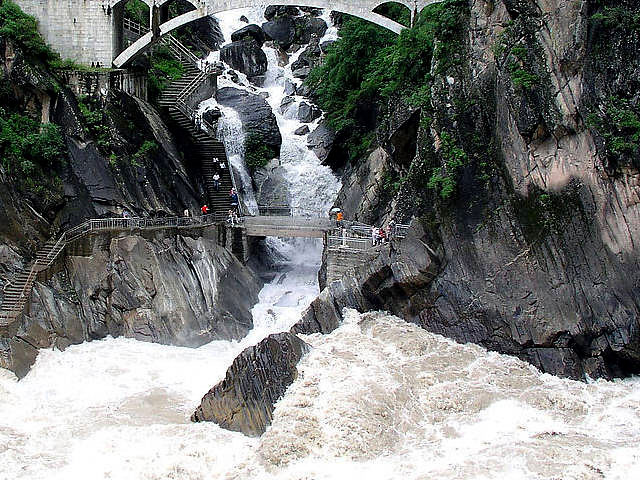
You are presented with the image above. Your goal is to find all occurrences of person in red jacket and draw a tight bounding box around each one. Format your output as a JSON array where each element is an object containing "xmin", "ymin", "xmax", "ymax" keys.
[{"xmin": 201, "ymin": 204, "xmax": 209, "ymax": 215}]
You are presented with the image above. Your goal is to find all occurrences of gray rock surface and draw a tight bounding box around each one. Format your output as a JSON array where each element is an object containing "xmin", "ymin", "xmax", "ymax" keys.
[
  {"xmin": 191, "ymin": 332, "xmax": 309, "ymax": 436},
  {"xmin": 307, "ymin": 121, "xmax": 336, "ymax": 163},
  {"xmin": 262, "ymin": 17, "xmax": 296, "ymax": 50},
  {"xmin": 220, "ymin": 39, "xmax": 268, "ymax": 78},
  {"xmin": 294, "ymin": 125, "xmax": 310, "ymax": 136},
  {"xmin": 297, "ymin": 102, "xmax": 321, "ymax": 123},
  {"xmin": 217, "ymin": 87, "xmax": 282, "ymax": 154},
  {"xmin": 0, "ymin": 231, "xmax": 262, "ymax": 377},
  {"xmin": 326, "ymin": 0, "xmax": 640, "ymax": 380}
]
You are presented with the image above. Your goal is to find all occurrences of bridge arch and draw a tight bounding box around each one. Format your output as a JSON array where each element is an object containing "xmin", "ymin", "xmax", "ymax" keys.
[{"xmin": 112, "ymin": 0, "xmax": 439, "ymax": 67}]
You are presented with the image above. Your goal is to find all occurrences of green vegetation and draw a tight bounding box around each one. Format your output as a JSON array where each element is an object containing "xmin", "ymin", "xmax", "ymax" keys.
[
  {"xmin": 148, "ymin": 45, "xmax": 184, "ymax": 101},
  {"xmin": 373, "ymin": 2, "xmax": 411, "ymax": 27},
  {"xmin": 587, "ymin": 96, "xmax": 640, "ymax": 170},
  {"xmin": 78, "ymin": 96, "xmax": 111, "ymax": 150},
  {"xmin": 514, "ymin": 182, "xmax": 583, "ymax": 240},
  {"xmin": 0, "ymin": 0, "xmax": 58, "ymax": 65},
  {"xmin": 306, "ymin": 0, "xmax": 467, "ymax": 172},
  {"xmin": 0, "ymin": 107, "xmax": 66, "ymax": 199},
  {"xmin": 427, "ymin": 131, "xmax": 468, "ymax": 199},
  {"xmin": 0, "ymin": 0, "xmax": 103, "ymax": 74},
  {"xmin": 590, "ymin": 6, "xmax": 640, "ymax": 30},
  {"xmin": 124, "ymin": 0, "xmax": 149, "ymax": 28},
  {"xmin": 131, "ymin": 140, "xmax": 158, "ymax": 166},
  {"xmin": 244, "ymin": 134, "xmax": 276, "ymax": 172}
]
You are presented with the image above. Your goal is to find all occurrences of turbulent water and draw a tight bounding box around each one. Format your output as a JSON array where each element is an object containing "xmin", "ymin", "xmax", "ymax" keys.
[
  {"xmin": 1, "ymin": 8, "xmax": 639, "ymax": 480},
  {"xmin": 1, "ymin": 310, "xmax": 638, "ymax": 479}
]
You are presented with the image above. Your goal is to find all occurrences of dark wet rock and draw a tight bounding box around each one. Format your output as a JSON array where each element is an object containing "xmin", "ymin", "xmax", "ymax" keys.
[
  {"xmin": 191, "ymin": 332, "xmax": 309, "ymax": 436},
  {"xmin": 217, "ymin": 87, "xmax": 282, "ymax": 153},
  {"xmin": 297, "ymin": 102, "xmax": 321, "ymax": 123},
  {"xmin": 253, "ymin": 160, "xmax": 290, "ymax": 205},
  {"xmin": 0, "ymin": 231, "xmax": 263, "ymax": 378},
  {"xmin": 279, "ymin": 95, "xmax": 296, "ymax": 115},
  {"xmin": 292, "ymin": 66, "xmax": 311, "ymax": 79},
  {"xmin": 294, "ymin": 125, "xmax": 310, "ymax": 136},
  {"xmin": 264, "ymin": 5, "xmax": 300, "ymax": 21},
  {"xmin": 262, "ymin": 17, "xmax": 296, "ymax": 50},
  {"xmin": 220, "ymin": 39, "xmax": 268, "ymax": 78},
  {"xmin": 230, "ymin": 24, "xmax": 266, "ymax": 46},
  {"xmin": 239, "ymin": 15, "xmax": 249, "ymax": 23},
  {"xmin": 307, "ymin": 121, "xmax": 336, "ymax": 163},
  {"xmin": 283, "ymin": 78, "xmax": 297, "ymax": 96},
  {"xmin": 293, "ymin": 16, "xmax": 327, "ymax": 44},
  {"xmin": 293, "ymin": 222, "xmax": 439, "ymax": 335}
]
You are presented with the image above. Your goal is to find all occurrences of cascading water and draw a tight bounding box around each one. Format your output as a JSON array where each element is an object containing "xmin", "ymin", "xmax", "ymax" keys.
[{"xmin": 1, "ymin": 8, "xmax": 638, "ymax": 480}]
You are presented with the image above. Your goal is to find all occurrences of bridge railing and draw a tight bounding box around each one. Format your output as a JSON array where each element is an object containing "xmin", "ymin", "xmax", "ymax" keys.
[
  {"xmin": 123, "ymin": 17, "xmax": 149, "ymax": 37},
  {"xmin": 254, "ymin": 205, "xmax": 326, "ymax": 218}
]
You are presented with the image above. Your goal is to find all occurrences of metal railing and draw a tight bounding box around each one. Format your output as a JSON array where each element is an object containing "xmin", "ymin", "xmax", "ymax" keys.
[
  {"xmin": 158, "ymin": 34, "xmax": 201, "ymax": 68},
  {"xmin": 0, "ymin": 213, "xmax": 229, "ymax": 323},
  {"xmin": 256, "ymin": 205, "xmax": 327, "ymax": 218},
  {"xmin": 123, "ymin": 17, "xmax": 149, "ymax": 37}
]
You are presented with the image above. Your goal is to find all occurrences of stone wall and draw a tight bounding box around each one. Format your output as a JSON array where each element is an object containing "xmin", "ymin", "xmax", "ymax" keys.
[
  {"xmin": 62, "ymin": 70, "xmax": 148, "ymax": 100},
  {"xmin": 15, "ymin": 0, "xmax": 115, "ymax": 66}
]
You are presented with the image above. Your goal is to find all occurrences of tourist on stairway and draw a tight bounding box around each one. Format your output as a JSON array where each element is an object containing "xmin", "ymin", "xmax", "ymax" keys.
[
  {"xmin": 201, "ymin": 204, "xmax": 209, "ymax": 215},
  {"xmin": 213, "ymin": 172, "xmax": 220, "ymax": 191},
  {"xmin": 230, "ymin": 189, "xmax": 239, "ymax": 211}
]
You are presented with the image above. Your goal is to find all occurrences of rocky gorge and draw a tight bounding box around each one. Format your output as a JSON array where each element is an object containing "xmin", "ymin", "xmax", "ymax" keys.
[{"xmin": 0, "ymin": 0, "xmax": 639, "ymax": 470}]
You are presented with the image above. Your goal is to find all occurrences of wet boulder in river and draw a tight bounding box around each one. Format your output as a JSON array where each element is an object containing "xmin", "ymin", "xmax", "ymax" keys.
[{"xmin": 220, "ymin": 38, "xmax": 267, "ymax": 78}]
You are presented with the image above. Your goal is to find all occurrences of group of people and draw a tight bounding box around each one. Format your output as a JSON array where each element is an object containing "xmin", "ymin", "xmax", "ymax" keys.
[
  {"xmin": 212, "ymin": 157, "xmax": 226, "ymax": 192},
  {"xmin": 371, "ymin": 220, "xmax": 396, "ymax": 246}
]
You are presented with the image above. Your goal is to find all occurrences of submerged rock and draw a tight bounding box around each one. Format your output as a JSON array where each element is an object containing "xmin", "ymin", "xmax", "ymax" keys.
[
  {"xmin": 191, "ymin": 332, "xmax": 309, "ymax": 436},
  {"xmin": 297, "ymin": 102, "xmax": 321, "ymax": 123}
]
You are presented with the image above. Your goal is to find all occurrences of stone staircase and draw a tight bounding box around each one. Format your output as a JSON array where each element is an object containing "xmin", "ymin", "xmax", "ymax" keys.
[
  {"xmin": 1, "ymin": 238, "xmax": 65, "ymax": 327},
  {"xmin": 155, "ymin": 36, "xmax": 236, "ymax": 214}
]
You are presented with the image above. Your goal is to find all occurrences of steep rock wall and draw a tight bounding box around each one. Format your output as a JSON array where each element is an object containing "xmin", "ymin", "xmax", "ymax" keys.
[
  {"xmin": 328, "ymin": 0, "xmax": 640, "ymax": 379},
  {"xmin": 1, "ymin": 231, "xmax": 262, "ymax": 378}
]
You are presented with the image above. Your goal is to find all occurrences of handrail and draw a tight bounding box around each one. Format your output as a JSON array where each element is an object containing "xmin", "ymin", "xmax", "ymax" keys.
[
  {"xmin": 0, "ymin": 213, "xmax": 229, "ymax": 322},
  {"xmin": 123, "ymin": 17, "xmax": 149, "ymax": 37}
]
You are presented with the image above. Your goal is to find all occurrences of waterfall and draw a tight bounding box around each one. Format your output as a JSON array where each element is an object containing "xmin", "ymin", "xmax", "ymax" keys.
[{"xmin": 216, "ymin": 104, "xmax": 258, "ymax": 215}]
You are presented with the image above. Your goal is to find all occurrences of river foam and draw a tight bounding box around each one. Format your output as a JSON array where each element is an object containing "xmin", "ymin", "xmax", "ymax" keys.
[{"xmin": 1, "ymin": 309, "xmax": 638, "ymax": 479}]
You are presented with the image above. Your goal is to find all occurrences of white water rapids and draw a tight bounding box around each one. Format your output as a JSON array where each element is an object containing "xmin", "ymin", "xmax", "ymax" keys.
[{"xmin": 1, "ymin": 8, "xmax": 639, "ymax": 480}]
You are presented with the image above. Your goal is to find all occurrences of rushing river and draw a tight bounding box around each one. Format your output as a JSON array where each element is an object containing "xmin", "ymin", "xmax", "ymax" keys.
[{"xmin": 0, "ymin": 7, "xmax": 639, "ymax": 480}]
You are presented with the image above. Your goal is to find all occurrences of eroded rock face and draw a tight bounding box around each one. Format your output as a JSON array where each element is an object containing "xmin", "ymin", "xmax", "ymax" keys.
[
  {"xmin": 0, "ymin": 232, "xmax": 262, "ymax": 377},
  {"xmin": 191, "ymin": 332, "xmax": 309, "ymax": 436},
  {"xmin": 327, "ymin": 0, "xmax": 640, "ymax": 380}
]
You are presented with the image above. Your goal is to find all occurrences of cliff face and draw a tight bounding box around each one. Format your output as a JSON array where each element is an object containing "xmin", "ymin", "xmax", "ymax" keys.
[
  {"xmin": 327, "ymin": 0, "xmax": 640, "ymax": 379},
  {"xmin": 0, "ymin": 25, "xmax": 262, "ymax": 378}
]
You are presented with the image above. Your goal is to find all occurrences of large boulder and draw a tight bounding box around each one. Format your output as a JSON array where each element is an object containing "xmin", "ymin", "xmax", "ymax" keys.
[
  {"xmin": 293, "ymin": 16, "xmax": 328, "ymax": 44},
  {"xmin": 264, "ymin": 5, "xmax": 300, "ymax": 20},
  {"xmin": 262, "ymin": 16, "xmax": 296, "ymax": 50},
  {"xmin": 220, "ymin": 39, "xmax": 268, "ymax": 78},
  {"xmin": 230, "ymin": 24, "xmax": 266, "ymax": 46},
  {"xmin": 217, "ymin": 87, "xmax": 282, "ymax": 153},
  {"xmin": 297, "ymin": 102, "xmax": 321, "ymax": 123},
  {"xmin": 191, "ymin": 332, "xmax": 309, "ymax": 436},
  {"xmin": 307, "ymin": 121, "xmax": 336, "ymax": 163},
  {"xmin": 0, "ymin": 231, "xmax": 263, "ymax": 378}
]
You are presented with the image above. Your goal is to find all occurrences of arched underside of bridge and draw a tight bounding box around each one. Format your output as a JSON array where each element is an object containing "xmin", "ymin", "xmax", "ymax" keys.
[{"xmin": 112, "ymin": 0, "xmax": 439, "ymax": 68}]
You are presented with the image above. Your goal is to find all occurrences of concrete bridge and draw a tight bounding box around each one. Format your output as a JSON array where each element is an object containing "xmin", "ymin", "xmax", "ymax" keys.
[{"xmin": 15, "ymin": 0, "xmax": 438, "ymax": 67}]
